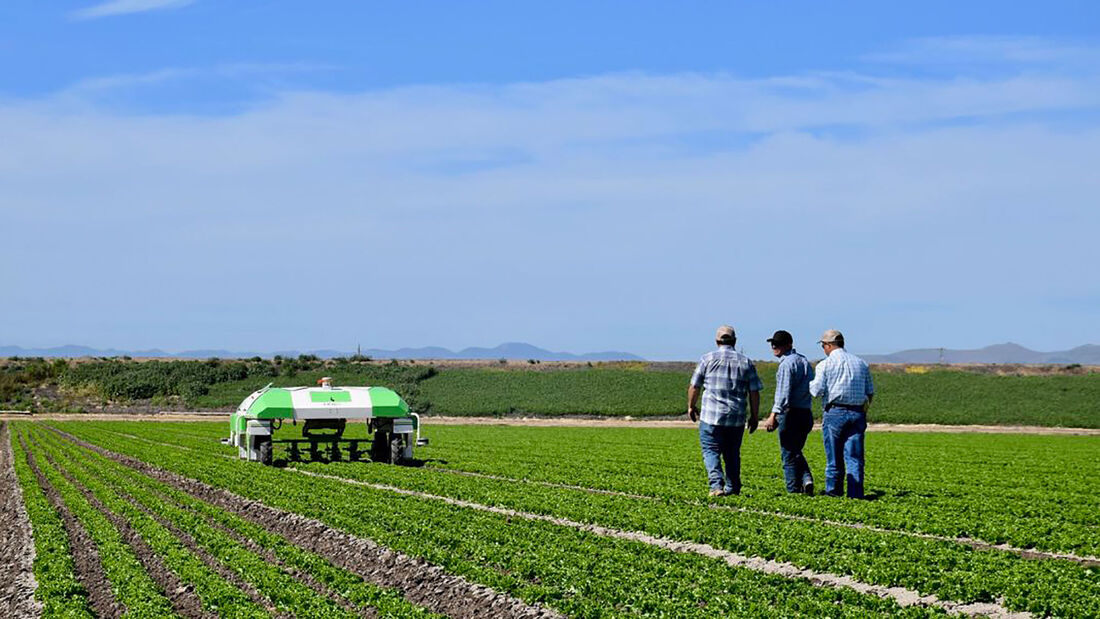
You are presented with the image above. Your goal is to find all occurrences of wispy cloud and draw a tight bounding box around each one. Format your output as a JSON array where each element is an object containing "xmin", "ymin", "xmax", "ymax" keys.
[
  {"xmin": 61, "ymin": 62, "xmax": 334, "ymax": 95},
  {"xmin": 70, "ymin": 0, "xmax": 195, "ymax": 21},
  {"xmin": 862, "ymin": 36, "xmax": 1100, "ymax": 71}
]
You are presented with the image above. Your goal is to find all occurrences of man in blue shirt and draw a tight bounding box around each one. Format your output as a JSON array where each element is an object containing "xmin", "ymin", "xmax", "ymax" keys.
[
  {"xmin": 761, "ymin": 330, "xmax": 815, "ymax": 495},
  {"xmin": 809, "ymin": 329, "xmax": 874, "ymax": 499},
  {"xmin": 688, "ymin": 325, "xmax": 763, "ymax": 496}
]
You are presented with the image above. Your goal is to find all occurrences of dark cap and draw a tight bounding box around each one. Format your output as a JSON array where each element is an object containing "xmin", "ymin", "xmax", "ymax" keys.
[{"xmin": 767, "ymin": 330, "xmax": 793, "ymax": 347}]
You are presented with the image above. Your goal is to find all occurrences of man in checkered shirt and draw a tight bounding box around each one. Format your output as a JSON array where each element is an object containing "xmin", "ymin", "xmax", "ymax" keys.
[
  {"xmin": 809, "ymin": 329, "xmax": 874, "ymax": 498},
  {"xmin": 687, "ymin": 325, "xmax": 763, "ymax": 496}
]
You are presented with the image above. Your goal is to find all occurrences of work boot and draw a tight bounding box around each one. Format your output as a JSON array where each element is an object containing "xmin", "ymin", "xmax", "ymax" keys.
[{"xmin": 802, "ymin": 481, "xmax": 815, "ymax": 497}]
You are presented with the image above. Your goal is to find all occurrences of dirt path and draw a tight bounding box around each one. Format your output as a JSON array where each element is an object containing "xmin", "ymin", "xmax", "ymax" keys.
[
  {"xmin": 7, "ymin": 411, "xmax": 1099, "ymax": 434},
  {"xmin": 0, "ymin": 423, "xmax": 41, "ymax": 619},
  {"xmin": 48, "ymin": 426, "xmax": 565, "ymax": 619}
]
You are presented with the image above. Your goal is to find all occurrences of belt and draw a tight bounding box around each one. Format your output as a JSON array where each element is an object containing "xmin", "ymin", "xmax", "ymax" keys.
[
  {"xmin": 781, "ymin": 407, "xmax": 812, "ymax": 414},
  {"xmin": 824, "ymin": 402, "xmax": 865, "ymax": 413}
]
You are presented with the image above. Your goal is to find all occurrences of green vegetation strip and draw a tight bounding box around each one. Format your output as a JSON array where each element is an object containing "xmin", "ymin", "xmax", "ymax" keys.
[
  {"xmin": 6, "ymin": 355, "xmax": 1099, "ymax": 427},
  {"xmin": 55, "ymin": 422, "xmax": 944, "ymax": 618}
]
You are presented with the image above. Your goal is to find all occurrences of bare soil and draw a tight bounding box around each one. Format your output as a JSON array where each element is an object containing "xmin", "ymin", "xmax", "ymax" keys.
[
  {"xmin": 48, "ymin": 427, "xmax": 565, "ymax": 619},
  {"xmin": 0, "ymin": 423, "xmax": 41, "ymax": 619}
]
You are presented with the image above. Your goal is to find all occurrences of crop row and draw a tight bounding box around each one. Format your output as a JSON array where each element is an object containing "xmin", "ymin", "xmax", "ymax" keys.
[
  {"xmin": 117, "ymin": 420, "xmax": 1100, "ymax": 557},
  {"xmin": 8, "ymin": 429, "xmax": 95, "ymax": 617},
  {"xmin": 33, "ymin": 425, "xmax": 445, "ymax": 619},
  {"xmin": 80, "ymin": 419, "xmax": 1100, "ymax": 617},
  {"xmin": 52, "ymin": 422, "xmax": 944, "ymax": 618},
  {"xmin": 14, "ymin": 423, "xmax": 451, "ymax": 619},
  {"xmin": 22, "ymin": 430, "xmax": 179, "ymax": 617}
]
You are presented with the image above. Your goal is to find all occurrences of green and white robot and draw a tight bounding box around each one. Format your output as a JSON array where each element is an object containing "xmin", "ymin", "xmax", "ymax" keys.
[{"xmin": 228, "ymin": 377, "xmax": 426, "ymax": 465}]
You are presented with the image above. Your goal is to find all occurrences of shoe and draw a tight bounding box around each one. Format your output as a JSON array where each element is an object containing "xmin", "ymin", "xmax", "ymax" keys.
[
  {"xmin": 803, "ymin": 481, "xmax": 814, "ymax": 497},
  {"xmin": 709, "ymin": 488, "xmax": 727, "ymax": 497}
]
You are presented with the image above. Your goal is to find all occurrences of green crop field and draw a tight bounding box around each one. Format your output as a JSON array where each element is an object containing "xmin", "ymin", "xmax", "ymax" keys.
[
  {"xmin": 4, "ymin": 357, "xmax": 1099, "ymax": 428},
  {"xmin": 3, "ymin": 419, "xmax": 1098, "ymax": 618}
]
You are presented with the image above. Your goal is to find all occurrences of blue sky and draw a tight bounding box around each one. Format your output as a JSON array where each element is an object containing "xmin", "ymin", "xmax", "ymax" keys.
[{"xmin": 1, "ymin": 1, "xmax": 1098, "ymax": 359}]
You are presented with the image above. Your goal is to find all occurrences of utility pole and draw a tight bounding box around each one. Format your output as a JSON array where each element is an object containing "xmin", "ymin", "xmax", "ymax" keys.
[{"xmin": 938, "ymin": 347, "xmax": 945, "ymax": 365}]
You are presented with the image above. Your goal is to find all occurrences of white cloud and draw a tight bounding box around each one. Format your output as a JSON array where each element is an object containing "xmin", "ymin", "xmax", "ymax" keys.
[
  {"xmin": 2, "ymin": 40, "xmax": 1099, "ymax": 355},
  {"xmin": 70, "ymin": 0, "xmax": 194, "ymax": 20}
]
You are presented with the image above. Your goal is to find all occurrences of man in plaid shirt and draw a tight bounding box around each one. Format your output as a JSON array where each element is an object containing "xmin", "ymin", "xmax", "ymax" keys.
[
  {"xmin": 809, "ymin": 329, "xmax": 874, "ymax": 498},
  {"xmin": 687, "ymin": 325, "xmax": 763, "ymax": 496}
]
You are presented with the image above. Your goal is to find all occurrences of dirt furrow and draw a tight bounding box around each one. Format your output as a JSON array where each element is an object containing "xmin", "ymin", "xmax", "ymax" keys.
[
  {"xmin": 0, "ymin": 422, "xmax": 41, "ymax": 619},
  {"xmin": 286, "ymin": 468, "xmax": 1033, "ymax": 619},
  {"xmin": 18, "ymin": 433, "xmax": 125, "ymax": 619},
  {"xmin": 47, "ymin": 426, "xmax": 565, "ymax": 619},
  {"xmin": 34, "ymin": 444, "xmax": 217, "ymax": 619},
  {"xmin": 155, "ymin": 489, "xmax": 374, "ymax": 619},
  {"xmin": 422, "ymin": 466, "xmax": 1100, "ymax": 567}
]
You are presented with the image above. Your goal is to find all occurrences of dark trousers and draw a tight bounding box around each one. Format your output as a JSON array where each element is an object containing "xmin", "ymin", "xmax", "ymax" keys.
[
  {"xmin": 822, "ymin": 410, "xmax": 866, "ymax": 498},
  {"xmin": 777, "ymin": 408, "xmax": 814, "ymax": 493}
]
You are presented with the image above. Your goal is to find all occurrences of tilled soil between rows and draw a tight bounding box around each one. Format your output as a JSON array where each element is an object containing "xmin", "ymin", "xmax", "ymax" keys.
[
  {"xmin": 0, "ymin": 422, "xmax": 41, "ymax": 619},
  {"xmin": 19, "ymin": 432, "xmax": 124, "ymax": 619},
  {"xmin": 48, "ymin": 425, "xmax": 565, "ymax": 619}
]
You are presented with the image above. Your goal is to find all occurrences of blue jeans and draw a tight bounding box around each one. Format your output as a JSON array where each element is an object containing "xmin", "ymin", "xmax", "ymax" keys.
[
  {"xmin": 777, "ymin": 408, "xmax": 814, "ymax": 493},
  {"xmin": 822, "ymin": 410, "xmax": 866, "ymax": 498},
  {"xmin": 699, "ymin": 422, "xmax": 745, "ymax": 493}
]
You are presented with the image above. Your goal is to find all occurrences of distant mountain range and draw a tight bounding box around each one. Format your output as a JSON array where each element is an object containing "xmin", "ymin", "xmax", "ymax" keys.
[
  {"xmin": 0, "ymin": 342, "xmax": 643, "ymax": 362},
  {"xmin": 3, "ymin": 341, "xmax": 1098, "ymax": 364},
  {"xmin": 860, "ymin": 343, "xmax": 1100, "ymax": 365}
]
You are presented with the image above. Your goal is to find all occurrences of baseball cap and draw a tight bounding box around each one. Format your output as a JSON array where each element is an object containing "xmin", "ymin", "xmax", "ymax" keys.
[
  {"xmin": 767, "ymin": 330, "xmax": 793, "ymax": 347},
  {"xmin": 819, "ymin": 329, "xmax": 844, "ymax": 344},
  {"xmin": 715, "ymin": 325, "xmax": 736, "ymax": 342}
]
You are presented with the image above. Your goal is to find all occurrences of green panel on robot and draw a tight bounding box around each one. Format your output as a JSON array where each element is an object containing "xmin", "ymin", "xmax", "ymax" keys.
[{"xmin": 310, "ymin": 391, "xmax": 352, "ymax": 403}]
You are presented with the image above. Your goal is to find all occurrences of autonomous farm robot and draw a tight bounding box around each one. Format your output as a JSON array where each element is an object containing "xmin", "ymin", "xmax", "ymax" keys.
[{"xmin": 227, "ymin": 377, "xmax": 427, "ymax": 466}]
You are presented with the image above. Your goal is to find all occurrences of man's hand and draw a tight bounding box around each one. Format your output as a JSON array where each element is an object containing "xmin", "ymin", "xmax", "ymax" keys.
[
  {"xmin": 763, "ymin": 413, "xmax": 778, "ymax": 432},
  {"xmin": 748, "ymin": 414, "xmax": 758, "ymax": 434},
  {"xmin": 687, "ymin": 406, "xmax": 699, "ymax": 423}
]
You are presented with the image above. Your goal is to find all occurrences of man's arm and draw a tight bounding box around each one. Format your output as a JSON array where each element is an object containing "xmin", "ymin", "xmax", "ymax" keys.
[
  {"xmin": 687, "ymin": 385, "xmax": 701, "ymax": 422},
  {"xmin": 863, "ymin": 361, "xmax": 875, "ymax": 412},
  {"xmin": 746, "ymin": 362, "xmax": 762, "ymax": 434},
  {"xmin": 765, "ymin": 361, "xmax": 789, "ymax": 432},
  {"xmin": 748, "ymin": 390, "xmax": 760, "ymax": 434},
  {"xmin": 808, "ymin": 359, "xmax": 827, "ymax": 398},
  {"xmin": 687, "ymin": 360, "xmax": 706, "ymax": 422}
]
